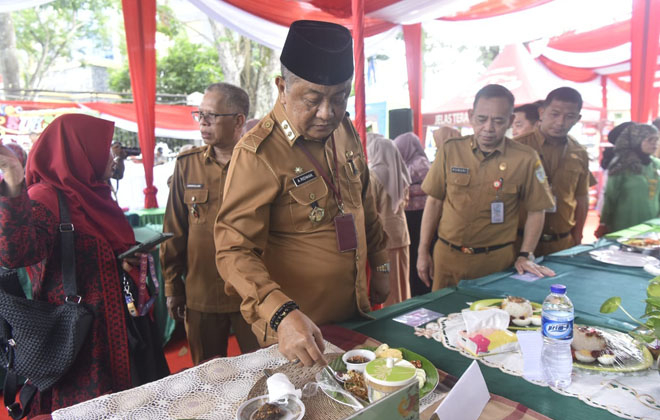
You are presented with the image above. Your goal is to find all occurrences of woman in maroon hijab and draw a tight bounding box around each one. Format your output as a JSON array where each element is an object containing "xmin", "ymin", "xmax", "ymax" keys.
[{"xmin": 0, "ymin": 114, "xmax": 168, "ymax": 414}]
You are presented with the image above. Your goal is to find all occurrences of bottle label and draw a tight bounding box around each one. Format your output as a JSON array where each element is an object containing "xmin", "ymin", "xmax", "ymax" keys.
[{"xmin": 542, "ymin": 317, "xmax": 573, "ymax": 340}]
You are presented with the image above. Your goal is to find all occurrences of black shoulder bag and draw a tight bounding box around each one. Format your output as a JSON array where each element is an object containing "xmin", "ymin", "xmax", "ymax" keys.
[{"xmin": 0, "ymin": 191, "xmax": 94, "ymax": 419}]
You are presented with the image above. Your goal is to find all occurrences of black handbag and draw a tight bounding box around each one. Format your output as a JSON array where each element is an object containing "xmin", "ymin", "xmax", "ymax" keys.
[{"xmin": 0, "ymin": 191, "xmax": 94, "ymax": 419}]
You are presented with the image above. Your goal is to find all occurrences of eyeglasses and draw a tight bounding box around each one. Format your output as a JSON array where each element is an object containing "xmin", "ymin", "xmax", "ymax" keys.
[{"xmin": 191, "ymin": 111, "xmax": 238, "ymax": 123}]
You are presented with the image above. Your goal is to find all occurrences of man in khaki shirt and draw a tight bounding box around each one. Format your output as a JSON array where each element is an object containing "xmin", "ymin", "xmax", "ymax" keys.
[
  {"xmin": 161, "ymin": 83, "xmax": 258, "ymax": 364},
  {"xmin": 214, "ymin": 20, "xmax": 389, "ymax": 367},
  {"xmin": 515, "ymin": 87, "xmax": 590, "ymax": 256},
  {"xmin": 418, "ymin": 84, "xmax": 556, "ymax": 290}
]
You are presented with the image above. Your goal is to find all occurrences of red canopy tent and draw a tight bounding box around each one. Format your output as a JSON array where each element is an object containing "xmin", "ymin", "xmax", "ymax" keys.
[
  {"xmin": 0, "ymin": 100, "xmax": 200, "ymax": 140},
  {"xmin": 534, "ymin": 0, "xmax": 660, "ymax": 122},
  {"xmin": 4, "ymin": 0, "xmax": 656, "ymax": 207}
]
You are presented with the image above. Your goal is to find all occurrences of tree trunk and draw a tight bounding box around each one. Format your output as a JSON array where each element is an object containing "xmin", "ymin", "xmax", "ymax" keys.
[
  {"xmin": 209, "ymin": 19, "xmax": 278, "ymax": 119},
  {"xmin": 0, "ymin": 13, "xmax": 21, "ymax": 99}
]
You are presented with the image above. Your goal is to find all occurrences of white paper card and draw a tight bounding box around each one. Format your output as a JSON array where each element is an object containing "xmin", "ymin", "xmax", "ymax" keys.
[
  {"xmin": 434, "ymin": 360, "xmax": 490, "ymax": 420},
  {"xmin": 510, "ymin": 272, "xmax": 541, "ymax": 282},
  {"xmin": 517, "ymin": 330, "xmax": 545, "ymax": 382}
]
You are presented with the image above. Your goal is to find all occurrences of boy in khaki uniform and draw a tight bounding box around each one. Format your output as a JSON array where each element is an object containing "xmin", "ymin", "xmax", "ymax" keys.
[
  {"xmin": 515, "ymin": 87, "xmax": 590, "ymax": 256},
  {"xmin": 161, "ymin": 83, "xmax": 259, "ymax": 364},
  {"xmin": 214, "ymin": 20, "xmax": 389, "ymax": 367},
  {"xmin": 417, "ymin": 85, "xmax": 555, "ymax": 291}
]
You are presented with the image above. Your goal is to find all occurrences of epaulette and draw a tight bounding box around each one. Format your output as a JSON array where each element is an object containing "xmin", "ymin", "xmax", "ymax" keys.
[
  {"xmin": 176, "ymin": 145, "xmax": 205, "ymax": 160},
  {"xmin": 238, "ymin": 117, "xmax": 276, "ymax": 152},
  {"xmin": 444, "ymin": 134, "xmax": 471, "ymax": 144}
]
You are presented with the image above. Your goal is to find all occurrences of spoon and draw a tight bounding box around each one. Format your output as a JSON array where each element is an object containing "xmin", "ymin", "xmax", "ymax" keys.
[{"xmin": 325, "ymin": 365, "xmax": 350, "ymax": 384}]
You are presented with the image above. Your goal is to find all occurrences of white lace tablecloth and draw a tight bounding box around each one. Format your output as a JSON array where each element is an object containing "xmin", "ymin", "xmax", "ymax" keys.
[
  {"xmin": 52, "ymin": 341, "xmax": 446, "ymax": 420},
  {"xmin": 434, "ymin": 313, "xmax": 660, "ymax": 420}
]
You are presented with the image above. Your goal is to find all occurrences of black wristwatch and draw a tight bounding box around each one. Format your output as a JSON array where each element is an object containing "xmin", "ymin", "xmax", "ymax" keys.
[{"xmin": 518, "ymin": 251, "xmax": 535, "ymax": 260}]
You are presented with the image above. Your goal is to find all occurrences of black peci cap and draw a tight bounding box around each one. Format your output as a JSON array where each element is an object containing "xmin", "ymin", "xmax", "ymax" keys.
[{"xmin": 280, "ymin": 20, "xmax": 354, "ymax": 86}]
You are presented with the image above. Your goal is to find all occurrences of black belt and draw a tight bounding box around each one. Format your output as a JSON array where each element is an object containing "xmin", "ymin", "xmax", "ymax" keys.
[
  {"xmin": 438, "ymin": 237, "xmax": 513, "ymax": 255},
  {"xmin": 517, "ymin": 229, "xmax": 571, "ymax": 242}
]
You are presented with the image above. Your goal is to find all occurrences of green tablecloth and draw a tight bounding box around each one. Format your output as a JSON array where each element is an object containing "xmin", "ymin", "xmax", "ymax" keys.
[
  {"xmin": 125, "ymin": 208, "xmax": 166, "ymax": 227},
  {"xmin": 458, "ymin": 247, "xmax": 652, "ymax": 332},
  {"xmin": 341, "ymin": 288, "xmax": 623, "ymax": 420},
  {"xmin": 605, "ymin": 218, "xmax": 660, "ymax": 239}
]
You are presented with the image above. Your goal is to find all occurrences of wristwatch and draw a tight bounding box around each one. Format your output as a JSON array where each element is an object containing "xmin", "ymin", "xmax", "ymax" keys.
[
  {"xmin": 518, "ymin": 251, "xmax": 535, "ymax": 261},
  {"xmin": 375, "ymin": 262, "xmax": 390, "ymax": 273}
]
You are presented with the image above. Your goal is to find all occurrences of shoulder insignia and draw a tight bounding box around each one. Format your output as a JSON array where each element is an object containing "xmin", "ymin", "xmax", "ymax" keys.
[
  {"xmin": 239, "ymin": 118, "xmax": 275, "ymax": 152},
  {"xmin": 176, "ymin": 145, "xmax": 204, "ymax": 159},
  {"xmin": 534, "ymin": 160, "xmax": 547, "ymax": 183}
]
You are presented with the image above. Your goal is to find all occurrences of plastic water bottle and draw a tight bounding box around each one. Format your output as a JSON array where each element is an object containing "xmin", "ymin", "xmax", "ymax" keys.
[{"xmin": 541, "ymin": 284, "xmax": 574, "ymax": 388}]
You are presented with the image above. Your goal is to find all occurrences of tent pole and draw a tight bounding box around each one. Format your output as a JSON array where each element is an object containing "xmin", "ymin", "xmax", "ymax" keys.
[
  {"xmin": 122, "ymin": 0, "xmax": 158, "ymax": 208},
  {"xmin": 403, "ymin": 24, "xmax": 423, "ymax": 144},
  {"xmin": 352, "ymin": 0, "xmax": 367, "ymax": 156}
]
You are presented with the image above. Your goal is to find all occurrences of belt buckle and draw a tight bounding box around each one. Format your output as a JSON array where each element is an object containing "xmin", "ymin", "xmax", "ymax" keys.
[
  {"xmin": 542, "ymin": 234, "xmax": 552, "ymax": 241},
  {"xmin": 461, "ymin": 246, "xmax": 474, "ymax": 254}
]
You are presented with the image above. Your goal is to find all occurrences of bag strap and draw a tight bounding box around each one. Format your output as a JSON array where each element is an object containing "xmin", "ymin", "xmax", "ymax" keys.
[
  {"xmin": 3, "ymin": 371, "xmax": 36, "ymax": 420},
  {"xmin": 56, "ymin": 190, "xmax": 78, "ymax": 299}
]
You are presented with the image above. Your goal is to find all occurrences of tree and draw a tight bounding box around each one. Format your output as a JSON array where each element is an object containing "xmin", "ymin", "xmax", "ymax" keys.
[
  {"xmin": 209, "ymin": 20, "xmax": 278, "ymax": 119},
  {"xmin": 11, "ymin": 0, "xmax": 115, "ymax": 93},
  {"xmin": 108, "ymin": 36, "xmax": 223, "ymax": 96},
  {"xmin": 0, "ymin": 13, "xmax": 21, "ymax": 98}
]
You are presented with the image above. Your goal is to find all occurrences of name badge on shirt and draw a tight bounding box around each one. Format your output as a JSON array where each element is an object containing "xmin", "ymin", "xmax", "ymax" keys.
[
  {"xmin": 451, "ymin": 167, "xmax": 469, "ymax": 174},
  {"xmin": 292, "ymin": 170, "xmax": 316, "ymax": 187},
  {"xmin": 186, "ymin": 183, "xmax": 203, "ymax": 189},
  {"xmin": 491, "ymin": 201, "xmax": 504, "ymax": 224}
]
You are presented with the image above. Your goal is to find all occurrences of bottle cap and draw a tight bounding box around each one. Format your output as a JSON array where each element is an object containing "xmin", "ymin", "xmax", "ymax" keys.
[{"xmin": 550, "ymin": 284, "xmax": 566, "ymax": 294}]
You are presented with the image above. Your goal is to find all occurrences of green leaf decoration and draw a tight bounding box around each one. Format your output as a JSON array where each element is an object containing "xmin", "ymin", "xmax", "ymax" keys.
[
  {"xmin": 600, "ymin": 297, "xmax": 622, "ymax": 313},
  {"xmin": 647, "ymin": 282, "xmax": 660, "ymax": 298}
]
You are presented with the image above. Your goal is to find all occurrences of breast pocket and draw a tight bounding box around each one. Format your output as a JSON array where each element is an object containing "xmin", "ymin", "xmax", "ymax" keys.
[
  {"xmin": 288, "ymin": 177, "xmax": 329, "ymax": 232},
  {"xmin": 343, "ymin": 155, "xmax": 365, "ymax": 209},
  {"xmin": 446, "ymin": 172, "xmax": 471, "ymax": 209},
  {"xmin": 184, "ymin": 189, "xmax": 209, "ymax": 225},
  {"xmin": 557, "ymin": 161, "xmax": 583, "ymax": 196}
]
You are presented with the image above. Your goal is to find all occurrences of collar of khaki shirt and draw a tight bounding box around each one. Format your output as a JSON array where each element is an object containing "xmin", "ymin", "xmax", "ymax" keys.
[
  {"xmin": 535, "ymin": 127, "xmax": 569, "ymax": 147},
  {"xmin": 272, "ymin": 100, "xmax": 303, "ymax": 147},
  {"xmin": 470, "ymin": 135, "xmax": 508, "ymax": 159},
  {"xmin": 202, "ymin": 143, "xmax": 229, "ymax": 167}
]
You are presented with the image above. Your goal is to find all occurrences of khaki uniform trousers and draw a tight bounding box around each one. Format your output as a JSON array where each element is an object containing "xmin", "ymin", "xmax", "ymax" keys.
[
  {"xmin": 185, "ymin": 309, "xmax": 260, "ymax": 365},
  {"xmin": 383, "ymin": 246, "xmax": 411, "ymax": 307},
  {"xmin": 535, "ymin": 234, "xmax": 575, "ymax": 257},
  {"xmin": 432, "ymin": 240, "xmax": 516, "ymax": 291}
]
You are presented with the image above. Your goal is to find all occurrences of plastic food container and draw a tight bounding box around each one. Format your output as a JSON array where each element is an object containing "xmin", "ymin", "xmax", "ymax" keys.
[
  {"xmin": 363, "ymin": 358, "xmax": 417, "ymax": 402},
  {"xmin": 342, "ymin": 349, "xmax": 376, "ymax": 373}
]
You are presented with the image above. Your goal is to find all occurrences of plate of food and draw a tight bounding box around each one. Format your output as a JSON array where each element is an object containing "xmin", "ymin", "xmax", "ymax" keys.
[
  {"xmin": 571, "ymin": 325, "xmax": 653, "ymax": 372},
  {"xmin": 469, "ymin": 296, "xmax": 542, "ymax": 329},
  {"xmin": 317, "ymin": 344, "xmax": 439, "ymax": 407},
  {"xmin": 235, "ymin": 394, "xmax": 305, "ymax": 420},
  {"xmin": 617, "ymin": 233, "xmax": 660, "ymax": 252},
  {"xmin": 589, "ymin": 249, "xmax": 659, "ymax": 267}
]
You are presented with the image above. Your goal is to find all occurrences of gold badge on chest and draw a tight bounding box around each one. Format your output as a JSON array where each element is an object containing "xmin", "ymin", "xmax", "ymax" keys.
[{"xmin": 309, "ymin": 206, "xmax": 325, "ymax": 223}]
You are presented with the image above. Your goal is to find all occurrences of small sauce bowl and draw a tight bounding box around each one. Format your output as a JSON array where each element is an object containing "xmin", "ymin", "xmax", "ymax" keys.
[{"xmin": 342, "ymin": 349, "xmax": 376, "ymax": 373}]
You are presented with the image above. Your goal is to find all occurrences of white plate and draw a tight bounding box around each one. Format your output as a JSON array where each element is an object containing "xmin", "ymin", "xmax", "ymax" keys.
[
  {"xmin": 589, "ymin": 249, "xmax": 659, "ymax": 267},
  {"xmin": 235, "ymin": 395, "xmax": 305, "ymax": 420}
]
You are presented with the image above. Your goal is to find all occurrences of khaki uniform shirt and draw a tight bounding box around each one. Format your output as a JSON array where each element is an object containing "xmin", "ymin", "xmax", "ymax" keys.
[
  {"xmin": 369, "ymin": 175, "xmax": 410, "ymax": 249},
  {"xmin": 214, "ymin": 101, "xmax": 388, "ymax": 344},
  {"xmin": 160, "ymin": 145, "xmax": 241, "ymax": 313},
  {"xmin": 422, "ymin": 135, "xmax": 554, "ymax": 247},
  {"xmin": 515, "ymin": 128, "xmax": 590, "ymax": 234}
]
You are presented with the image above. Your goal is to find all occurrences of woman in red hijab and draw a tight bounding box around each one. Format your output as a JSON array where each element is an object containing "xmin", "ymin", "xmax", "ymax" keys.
[{"xmin": 0, "ymin": 114, "xmax": 168, "ymax": 415}]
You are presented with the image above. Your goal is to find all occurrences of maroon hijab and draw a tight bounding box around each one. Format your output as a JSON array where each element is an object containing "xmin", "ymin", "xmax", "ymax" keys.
[{"xmin": 25, "ymin": 114, "xmax": 135, "ymax": 252}]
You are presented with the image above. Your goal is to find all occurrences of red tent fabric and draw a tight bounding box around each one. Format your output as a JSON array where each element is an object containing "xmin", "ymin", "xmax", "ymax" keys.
[
  {"xmin": 423, "ymin": 44, "xmax": 558, "ymax": 128},
  {"xmin": 535, "ymin": 0, "xmax": 660, "ymax": 122},
  {"xmin": 122, "ymin": 0, "xmax": 158, "ymax": 208}
]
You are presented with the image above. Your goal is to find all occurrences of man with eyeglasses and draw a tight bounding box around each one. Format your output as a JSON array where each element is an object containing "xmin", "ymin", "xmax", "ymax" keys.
[
  {"xmin": 161, "ymin": 83, "xmax": 259, "ymax": 364},
  {"xmin": 214, "ymin": 20, "xmax": 390, "ymax": 367}
]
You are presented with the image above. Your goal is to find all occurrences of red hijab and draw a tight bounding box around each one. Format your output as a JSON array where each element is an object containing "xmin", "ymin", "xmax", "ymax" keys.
[{"xmin": 25, "ymin": 114, "xmax": 135, "ymax": 253}]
